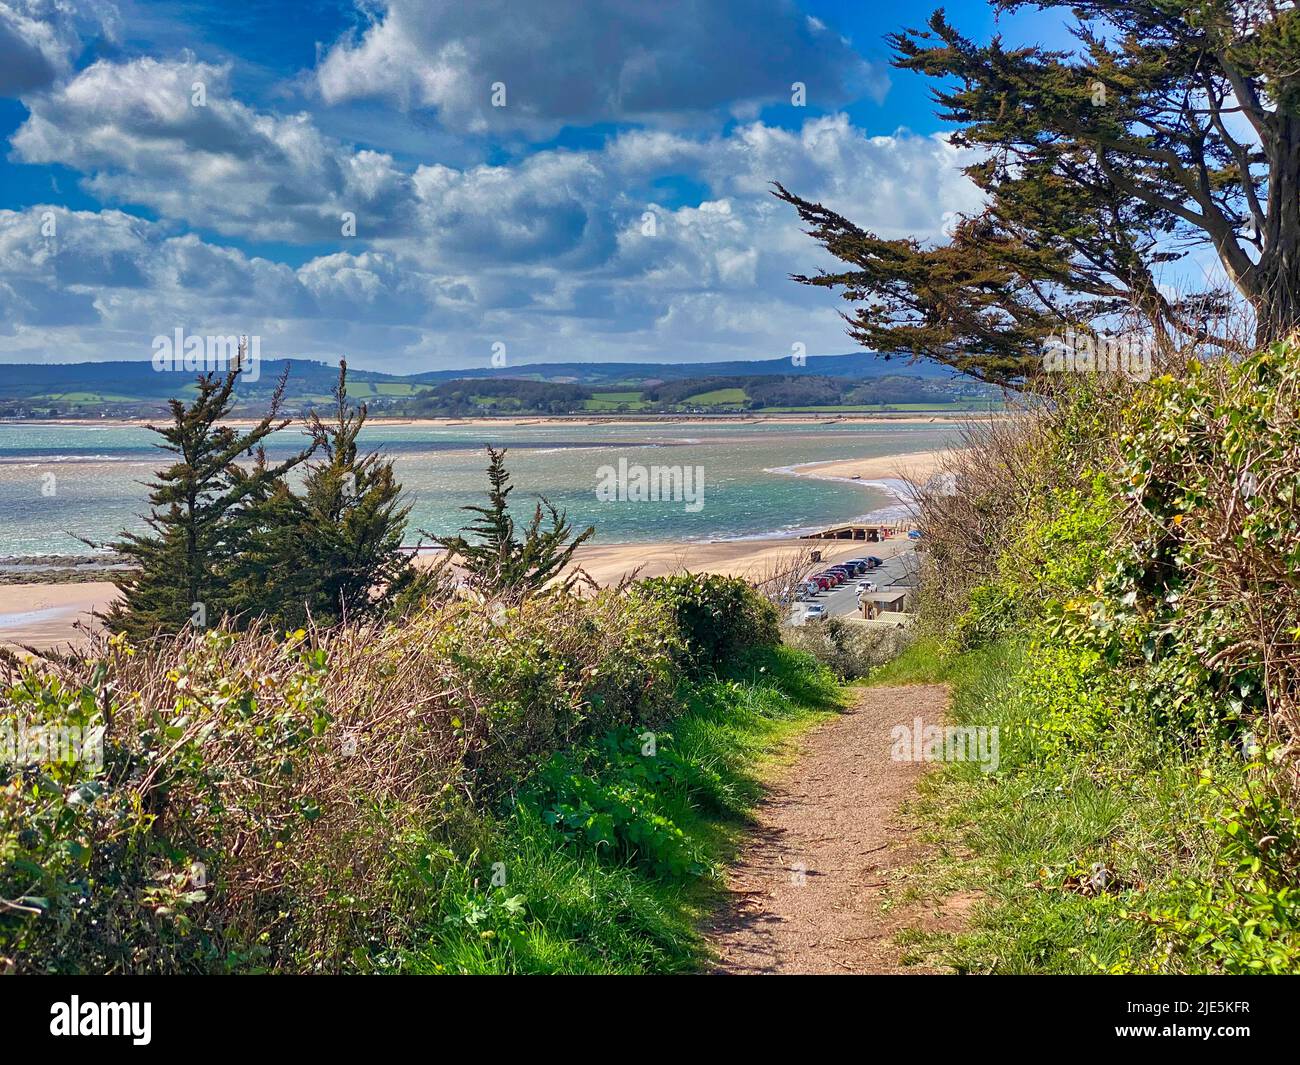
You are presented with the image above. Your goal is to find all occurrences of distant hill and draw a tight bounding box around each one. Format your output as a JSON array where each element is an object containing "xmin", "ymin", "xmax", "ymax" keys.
[
  {"xmin": 0, "ymin": 351, "xmax": 988, "ymax": 417},
  {"xmin": 406, "ymin": 351, "xmax": 955, "ymax": 385},
  {"xmin": 0, "ymin": 359, "xmax": 407, "ymax": 402}
]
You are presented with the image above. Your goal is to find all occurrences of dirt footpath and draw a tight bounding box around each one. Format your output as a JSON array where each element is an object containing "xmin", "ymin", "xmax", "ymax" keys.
[{"xmin": 707, "ymin": 683, "xmax": 968, "ymax": 974}]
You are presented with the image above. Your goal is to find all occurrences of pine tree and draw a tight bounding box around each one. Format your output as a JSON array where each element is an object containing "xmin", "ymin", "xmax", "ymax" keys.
[
  {"xmin": 101, "ymin": 358, "xmax": 311, "ymax": 639},
  {"xmin": 238, "ymin": 361, "xmax": 431, "ymax": 627},
  {"xmin": 776, "ymin": 2, "xmax": 1300, "ymax": 385},
  {"xmin": 432, "ymin": 445, "xmax": 593, "ymax": 604}
]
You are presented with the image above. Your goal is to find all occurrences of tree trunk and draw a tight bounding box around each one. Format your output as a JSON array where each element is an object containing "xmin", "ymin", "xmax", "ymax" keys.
[
  {"xmin": 1257, "ymin": 116, "xmax": 1300, "ymax": 346},
  {"xmin": 1255, "ymin": 278, "xmax": 1300, "ymax": 346}
]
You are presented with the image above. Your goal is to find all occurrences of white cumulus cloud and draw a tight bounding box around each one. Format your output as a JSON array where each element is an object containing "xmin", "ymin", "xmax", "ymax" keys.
[
  {"xmin": 0, "ymin": 0, "xmax": 115, "ymax": 96},
  {"xmin": 316, "ymin": 0, "xmax": 888, "ymax": 133}
]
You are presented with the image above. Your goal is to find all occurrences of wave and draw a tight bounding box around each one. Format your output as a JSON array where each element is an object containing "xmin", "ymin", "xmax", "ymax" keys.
[{"xmin": 0, "ymin": 453, "xmax": 150, "ymax": 464}]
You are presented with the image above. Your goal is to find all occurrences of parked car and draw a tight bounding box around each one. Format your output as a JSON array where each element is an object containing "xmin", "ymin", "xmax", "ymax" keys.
[
  {"xmin": 804, "ymin": 603, "xmax": 826, "ymax": 621},
  {"xmin": 808, "ymin": 574, "xmax": 832, "ymax": 590},
  {"xmin": 841, "ymin": 559, "xmax": 868, "ymax": 575}
]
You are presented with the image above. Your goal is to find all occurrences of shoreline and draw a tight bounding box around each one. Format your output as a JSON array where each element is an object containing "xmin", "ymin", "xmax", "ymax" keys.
[
  {"xmin": 0, "ymin": 446, "xmax": 952, "ymax": 650},
  {"xmin": 762, "ymin": 448, "xmax": 951, "ymax": 528},
  {"xmin": 0, "ymin": 535, "xmax": 914, "ymax": 652}
]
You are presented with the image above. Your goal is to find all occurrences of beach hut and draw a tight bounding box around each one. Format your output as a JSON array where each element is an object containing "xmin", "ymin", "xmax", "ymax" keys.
[{"xmin": 860, "ymin": 590, "xmax": 910, "ymax": 619}]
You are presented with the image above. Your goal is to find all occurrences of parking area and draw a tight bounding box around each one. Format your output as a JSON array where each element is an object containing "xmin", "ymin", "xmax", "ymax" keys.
[{"xmin": 789, "ymin": 542, "xmax": 917, "ymax": 625}]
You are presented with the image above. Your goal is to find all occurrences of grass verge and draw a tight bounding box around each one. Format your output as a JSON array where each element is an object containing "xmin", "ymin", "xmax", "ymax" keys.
[
  {"xmin": 882, "ymin": 638, "xmax": 1250, "ymax": 974},
  {"xmin": 396, "ymin": 644, "xmax": 844, "ymax": 974}
]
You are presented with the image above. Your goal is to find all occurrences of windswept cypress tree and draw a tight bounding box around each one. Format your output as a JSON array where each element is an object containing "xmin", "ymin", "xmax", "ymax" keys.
[
  {"xmin": 432, "ymin": 445, "xmax": 594, "ymax": 604},
  {"xmin": 777, "ymin": 1, "xmax": 1300, "ymax": 385},
  {"xmin": 101, "ymin": 361, "xmax": 310, "ymax": 639},
  {"xmin": 234, "ymin": 361, "xmax": 431, "ymax": 627}
]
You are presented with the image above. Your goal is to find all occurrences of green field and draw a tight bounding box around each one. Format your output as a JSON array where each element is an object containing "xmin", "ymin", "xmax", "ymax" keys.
[
  {"xmin": 583, "ymin": 390, "xmax": 649, "ymax": 410},
  {"xmin": 761, "ymin": 400, "xmax": 998, "ymax": 413},
  {"xmin": 682, "ymin": 387, "xmax": 748, "ymax": 406},
  {"xmin": 28, "ymin": 391, "xmax": 151, "ymax": 404},
  {"xmin": 343, "ymin": 382, "xmax": 433, "ymax": 398}
]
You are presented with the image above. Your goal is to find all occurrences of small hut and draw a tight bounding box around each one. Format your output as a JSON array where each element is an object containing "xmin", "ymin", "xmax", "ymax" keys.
[{"xmin": 860, "ymin": 590, "xmax": 910, "ymax": 619}]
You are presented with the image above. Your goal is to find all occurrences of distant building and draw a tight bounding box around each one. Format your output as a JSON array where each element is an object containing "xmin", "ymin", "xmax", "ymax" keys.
[{"xmin": 860, "ymin": 590, "xmax": 911, "ymax": 619}]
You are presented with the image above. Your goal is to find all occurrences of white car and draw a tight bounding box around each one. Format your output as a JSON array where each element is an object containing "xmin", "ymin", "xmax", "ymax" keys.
[{"xmin": 803, "ymin": 603, "xmax": 826, "ymax": 621}]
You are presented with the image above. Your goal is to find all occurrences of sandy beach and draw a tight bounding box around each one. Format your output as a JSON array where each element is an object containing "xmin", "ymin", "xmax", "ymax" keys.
[
  {"xmin": 573, "ymin": 532, "xmax": 914, "ymax": 587},
  {"xmin": 0, "ymin": 582, "xmax": 119, "ymax": 650},
  {"xmin": 0, "ymin": 446, "xmax": 950, "ymax": 651},
  {"xmin": 785, "ymin": 447, "xmax": 953, "ymax": 484}
]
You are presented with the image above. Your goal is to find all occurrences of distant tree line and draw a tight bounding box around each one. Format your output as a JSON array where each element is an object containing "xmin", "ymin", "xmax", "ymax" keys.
[
  {"xmin": 0, "ymin": 370, "xmax": 978, "ymax": 423},
  {"xmin": 395, "ymin": 369, "xmax": 956, "ymax": 413},
  {"xmin": 411, "ymin": 379, "xmax": 592, "ymax": 416},
  {"xmin": 397, "ymin": 372, "xmax": 963, "ymax": 416}
]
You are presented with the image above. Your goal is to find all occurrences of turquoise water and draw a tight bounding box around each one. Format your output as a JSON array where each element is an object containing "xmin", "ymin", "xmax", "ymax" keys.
[{"xmin": 0, "ymin": 420, "xmax": 962, "ymax": 557}]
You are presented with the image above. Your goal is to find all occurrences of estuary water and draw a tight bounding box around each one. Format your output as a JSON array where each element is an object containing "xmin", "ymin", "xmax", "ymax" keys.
[{"xmin": 0, "ymin": 419, "xmax": 963, "ymax": 558}]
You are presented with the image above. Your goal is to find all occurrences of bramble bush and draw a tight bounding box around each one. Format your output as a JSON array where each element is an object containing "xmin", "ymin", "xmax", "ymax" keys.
[
  {"xmin": 1146, "ymin": 788, "xmax": 1300, "ymax": 974},
  {"xmin": 782, "ymin": 615, "xmax": 904, "ymax": 679},
  {"xmin": 2, "ymin": 573, "xmax": 805, "ymax": 973},
  {"xmin": 633, "ymin": 573, "xmax": 780, "ymax": 673},
  {"xmin": 908, "ymin": 337, "xmax": 1300, "ymax": 974},
  {"xmin": 0, "ymin": 588, "xmax": 684, "ymax": 973}
]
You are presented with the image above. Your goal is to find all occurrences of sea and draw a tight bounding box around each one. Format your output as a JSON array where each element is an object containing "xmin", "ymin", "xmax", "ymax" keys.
[{"xmin": 0, "ymin": 420, "xmax": 964, "ymax": 559}]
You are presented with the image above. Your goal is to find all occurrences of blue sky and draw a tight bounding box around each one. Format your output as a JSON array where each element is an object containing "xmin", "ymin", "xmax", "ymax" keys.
[{"xmin": 0, "ymin": 0, "xmax": 1077, "ymax": 371}]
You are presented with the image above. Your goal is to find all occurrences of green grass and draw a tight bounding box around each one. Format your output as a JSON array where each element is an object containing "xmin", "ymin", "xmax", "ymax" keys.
[
  {"xmin": 342, "ymin": 382, "xmax": 432, "ymax": 397},
  {"xmin": 584, "ymin": 390, "xmax": 649, "ymax": 411},
  {"xmin": 865, "ymin": 636, "xmax": 956, "ymax": 685},
  {"xmin": 30, "ymin": 391, "xmax": 145, "ymax": 404},
  {"xmin": 683, "ymin": 387, "xmax": 748, "ymax": 406},
  {"xmin": 399, "ymin": 806, "xmax": 701, "ymax": 974},
  {"xmin": 374, "ymin": 382, "xmax": 432, "ymax": 396},
  {"xmin": 396, "ymin": 645, "xmax": 844, "ymax": 974},
  {"xmin": 887, "ymin": 637, "xmax": 1246, "ymax": 974}
]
